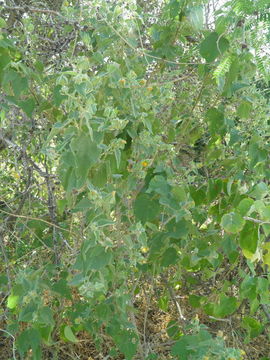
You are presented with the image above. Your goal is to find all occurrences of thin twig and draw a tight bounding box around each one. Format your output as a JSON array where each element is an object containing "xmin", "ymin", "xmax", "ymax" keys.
[
  {"xmin": 0, "ymin": 209, "xmax": 73, "ymax": 235},
  {"xmin": 261, "ymin": 304, "xmax": 270, "ymax": 323},
  {"xmin": 160, "ymin": 274, "xmax": 186, "ymax": 326},
  {"xmin": 0, "ymin": 328, "xmax": 17, "ymax": 359},
  {"xmin": 208, "ymin": 315, "xmax": 231, "ymax": 323},
  {"xmin": 2, "ymin": 5, "xmax": 63, "ymax": 17},
  {"xmin": 244, "ymin": 216, "xmax": 270, "ymax": 225},
  {"xmin": 0, "ymin": 133, "xmax": 50, "ymax": 178},
  {"xmin": 100, "ymin": 17, "xmax": 205, "ymax": 66}
]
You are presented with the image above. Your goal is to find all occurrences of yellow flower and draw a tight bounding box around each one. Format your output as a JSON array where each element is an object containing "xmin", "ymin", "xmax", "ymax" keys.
[
  {"xmin": 12, "ymin": 171, "xmax": 20, "ymax": 179},
  {"xmin": 147, "ymin": 86, "xmax": 153, "ymax": 92},
  {"xmin": 141, "ymin": 160, "xmax": 148, "ymax": 167},
  {"xmin": 118, "ymin": 79, "xmax": 126, "ymax": 86},
  {"xmin": 75, "ymin": 317, "xmax": 83, "ymax": 324},
  {"xmin": 140, "ymin": 246, "xmax": 149, "ymax": 253}
]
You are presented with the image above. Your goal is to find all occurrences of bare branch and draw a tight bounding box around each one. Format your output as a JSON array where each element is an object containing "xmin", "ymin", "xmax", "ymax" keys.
[
  {"xmin": 0, "ymin": 132, "xmax": 51, "ymax": 178},
  {"xmin": 2, "ymin": 4, "xmax": 63, "ymax": 17}
]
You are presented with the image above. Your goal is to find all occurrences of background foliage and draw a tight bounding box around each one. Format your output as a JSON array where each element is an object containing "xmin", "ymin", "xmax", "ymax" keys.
[{"xmin": 0, "ymin": 0, "xmax": 270, "ymax": 359}]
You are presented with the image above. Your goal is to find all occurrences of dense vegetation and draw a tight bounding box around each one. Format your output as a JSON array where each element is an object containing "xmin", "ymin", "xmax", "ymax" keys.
[{"xmin": 0, "ymin": 0, "xmax": 270, "ymax": 359}]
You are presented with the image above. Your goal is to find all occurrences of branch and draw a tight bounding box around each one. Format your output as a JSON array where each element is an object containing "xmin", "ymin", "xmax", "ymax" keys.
[
  {"xmin": 160, "ymin": 274, "xmax": 186, "ymax": 326},
  {"xmin": 208, "ymin": 315, "xmax": 231, "ymax": 323},
  {"xmin": 6, "ymin": 159, "xmax": 33, "ymax": 225},
  {"xmin": 1, "ymin": 4, "xmax": 63, "ymax": 17},
  {"xmin": 0, "ymin": 209, "xmax": 73, "ymax": 235},
  {"xmin": 244, "ymin": 216, "xmax": 270, "ymax": 225},
  {"xmin": 261, "ymin": 304, "xmax": 270, "ymax": 323},
  {"xmin": 0, "ymin": 132, "xmax": 51, "ymax": 178}
]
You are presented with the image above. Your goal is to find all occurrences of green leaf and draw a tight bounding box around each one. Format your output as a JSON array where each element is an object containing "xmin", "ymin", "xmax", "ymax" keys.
[
  {"xmin": 53, "ymin": 85, "xmax": 68, "ymax": 106},
  {"xmin": 249, "ymin": 142, "xmax": 268, "ymax": 168},
  {"xmin": 187, "ymin": 6, "xmax": 204, "ymax": 30},
  {"xmin": 86, "ymin": 245, "xmax": 113, "ymax": 271},
  {"xmin": 221, "ymin": 212, "xmax": 245, "ymax": 234},
  {"xmin": 172, "ymin": 185, "xmax": 189, "ymax": 202},
  {"xmin": 0, "ymin": 274, "xmax": 8, "ymax": 287},
  {"xmin": 112, "ymin": 330, "xmax": 138, "ymax": 360},
  {"xmin": 257, "ymin": 277, "xmax": 269, "ymax": 304},
  {"xmin": 199, "ymin": 32, "xmax": 229, "ymax": 62},
  {"xmin": 0, "ymin": 48, "xmax": 10, "ymax": 81},
  {"xmin": 74, "ymin": 242, "xmax": 113, "ymax": 272},
  {"xmin": 158, "ymin": 295, "xmax": 169, "ymax": 312},
  {"xmin": 189, "ymin": 185, "xmax": 207, "ymax": 206},
  {"xmin": 171, "ymin": 330, "xmax": 212, "ymax": 359},
  {"xmin": 161, "ymin": 247, "xmax": 178, "ymax": 267},
  {"xmin": 207, "ymin": 179, "xmax": 223, "ymax": 201},
  {"xmin": 222, "ymin": 235, "xmax": 239, "ymax": 263},
  {"xmin": 18, "ymin": 97, "xmax": 36, "ymax": 117},
  {"xmin": 52, "ymin": 279, "xmax": 72, "ymax": 299},
  {"xmin": 253, "ymin": 200, "xmax": 270, "ymax": 220},
  {"xmin": 134, "ymin": 193, "xmax": 160, "ymax": 223},
  {"xmin": 0, "ymin": 17, "xmax": 7, "ymax": 28},
  {"xmin": 166, "ymin": 219, "xmax": 189, "ymax": 239},
  {"xmin": 147, "ymin": 175, "xmax": 170, "ymax": 196},
  {"xmin": 7, "ymin": 294, "xmax": 19, "ymax": 309},
  {"xmin": 149, "ymin": 233, "xmax": 168, "ymax": 260},
  {"xmin": 237, "ymin": 198, "xmax": 254, "ymax": 216},
  {"xmin": 114, "ymin": 148, "xmax": 121, "ymax": 169},
  {"xmin": 263, "ymin": 243, "xmax": 270, "ymax": 267},
  {"xmin": 166, "ymin": 320, "xmax": 181, "ymax": 339},
  {"xmin": 59, "ymin": 159, "xmax": 77, "ymax": 192},
  {"xmin": 12, "ymin": 75, "xmax": 28, "ymax": 97},
  {"xmin": 37, "ymin": 325, "xmax": 53, "ymax": 345},
  {"xmin": 37, "ymin": 306, "xmax": 55, "ymax": 326},
  {"xmin": 64, "ymin": 325, "xmax": 78, "ymax": 343},
  {"xmin": 69, "ymin": 132, "xmax": 101, "ymax": 188},
  {"xmin": 73, "ymin": 197, "xmax": 92, "ymax": 212},
  {"xmin": 189, "ymin": 294, "xmax": 204, "ymax": 308},
  {"xmin": 17, "ymin": 328, "xmax": 42, "ymax": 360},
  {"xmin": 91, "ymin": 162, "xmax": 108, "ymax": 188},
  {"xmin": 19, "ymin": 302, "xmax": 38, "ymax": 322},
  {"xmin": 239, "ymin": 222, "xmax": 258, "ymax": 256},
  {"xmin": 57, "ymin": 198, "xmax": 67, "ymax": 215},
  {"xmin": 168, "ymin": 0, "xmax": 181, "ymax": 19},
  {"xmin": 215, "ymin": 295, "xmax": 238, "ymax": 318},
  {"xmin": 171, "ymin": 336, "xmax": 192, "ymax": 359},
  {"xmin": 237, "ymin": 101, "xmax": 252, "ymax": 119},
  {"xmin": 250, "ymin": 182, "xmax": 268, "ymax": 200},
  {"xmin": 240, "ymin": 275, "xmax": 257, "ymax": 301},
  {"xmin": 241, "ymin": 317, "xmax": 263, "ymax": 339},
  {"xmin": 205, "ymin": 107, "xmax": 225, "ymax": 136}
]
